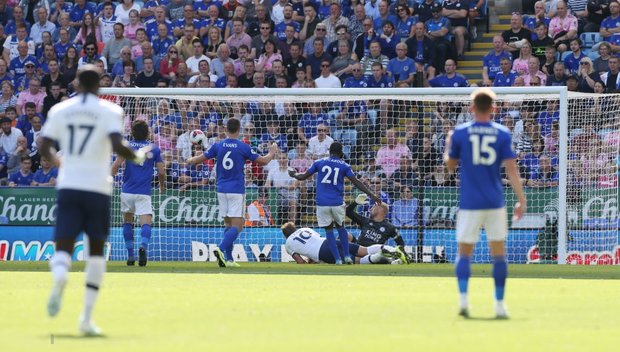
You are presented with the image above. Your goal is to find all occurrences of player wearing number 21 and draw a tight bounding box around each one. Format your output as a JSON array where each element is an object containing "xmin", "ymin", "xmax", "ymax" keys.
[
  {"xmin": 41, "ymin": 66, "xmax": 151, "ymax": 335},
  {"xmin": 289, "ymin": 142, "xmax": 382, "ymax": 265},
  {"xmin": 444, "ymin": 88, "xmax": 526, "ymax": 319},
  {"xmin": 186, "ymin": 118, "xmax": 279, "ymax": 268}
]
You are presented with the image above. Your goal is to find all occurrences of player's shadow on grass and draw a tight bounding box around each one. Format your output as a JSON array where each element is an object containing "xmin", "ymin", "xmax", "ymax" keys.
[
  {"xmin": 460, "ymin": 316, "xmax": 519, "ymax": 321},
  {"xmin": 50, "ymin": 333, "xmax": 108, "ymax": 339}
]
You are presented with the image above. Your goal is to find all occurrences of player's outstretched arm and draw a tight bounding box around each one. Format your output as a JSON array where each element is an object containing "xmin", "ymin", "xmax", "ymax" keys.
[
  {"xmin": 255, "ymin": 142, "xmax": 279, "ymax": 166},
  {"xmin": 292, "ymin": 253, "xmax": 308, "ymax": 264},
  {"xmin": 110, "ymin": 134, "xmax": 148, "ymax": 164},
  {"xmin": 348, "ymin": 176, "xmax": 382, "ymax": 205},
  {"xmin": 156, "ymin": 161, "xmax": 166, "ymax": 193},
  {"xmin": 110, "ymin": 156, "xmax": 125, "ymax": 177},
  {"xmin": 505, "ymin": 158, "xmax": 527, "ymax": 221},
  {"xmin": 288, "ymin": 168, "xmax": 313, "ymax": 181}
]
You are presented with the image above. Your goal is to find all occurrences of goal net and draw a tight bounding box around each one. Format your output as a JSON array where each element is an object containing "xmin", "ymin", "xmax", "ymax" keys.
[{"xmin": 100, "ymin": 87, "xmax": 620, "ymax": 265}]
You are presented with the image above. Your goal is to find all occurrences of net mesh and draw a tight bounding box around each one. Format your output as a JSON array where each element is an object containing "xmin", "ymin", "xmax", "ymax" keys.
[{"xmin": 104, "ymin": 89, "xmax": 620, "ymax": 265}]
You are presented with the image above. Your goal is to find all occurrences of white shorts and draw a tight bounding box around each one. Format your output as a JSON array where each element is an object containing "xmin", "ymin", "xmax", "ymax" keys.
[
  {"xmin": 218, "ymin": 193, "xmax": 246, "ymax": 218},
  {"xmin": 456, "ymin": 207, "xmax": 508, "ymax": 244},
  {"xmin": 120, "ymin": 193, "xmax": 153, "ymax": 216},
  {"xmin": 316, "ymin": 205, "xmax": 346, "ymax": 227}
]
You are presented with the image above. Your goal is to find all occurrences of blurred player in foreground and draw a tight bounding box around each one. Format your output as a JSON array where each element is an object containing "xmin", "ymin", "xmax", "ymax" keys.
[
  {"xmin": 187, "ymin": 118, "xmax": 278, "ymax": 267},
  {"xmin": 111, "ymin": 120, "xmax": 166, "ymax": 267},
  {"xmin": 346, "ymin": 194, "xmax": 410, "ymax": 264},
  {"xmin": 444, "ymin": 88, "xmax": 526, "ymax": 319},
  {"xmin": 42, "ymin": 65, "xmax": 150, "ymax": 335},
  {"xmin": 281, "ymin": 222, "xmax": 404, "ymax": 264},
  {"xmin": 289, "ymin": 142, "xmax": 381, "ymax": 265}
]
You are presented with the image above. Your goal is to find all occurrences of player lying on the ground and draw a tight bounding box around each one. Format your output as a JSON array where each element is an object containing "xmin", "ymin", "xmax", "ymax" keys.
[
  {"xmin": 281, "ymin": 222, "xmax": 408, "ymax": 264},
  {"xmin": 346, "ymin": 194, "xmax": 410, "ymax": 264},
  {"xmin": 288, "ymin": 142, "xmax": 381, "ymax": 265}
]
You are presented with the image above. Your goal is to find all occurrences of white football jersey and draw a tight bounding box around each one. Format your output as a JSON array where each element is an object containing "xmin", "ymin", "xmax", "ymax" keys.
[
  {"xmin": 42, "ymin": 93, "xmax": 124, "ymax": 196},
  {"xmin": 285, "ymin": 228, "xmax": 324, "ymax": 263}
]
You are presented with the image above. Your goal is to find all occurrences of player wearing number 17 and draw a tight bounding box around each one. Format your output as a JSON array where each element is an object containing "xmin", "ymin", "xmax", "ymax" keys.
[
  {"xmin": 186, "ymin": 118, "xmax": 279, "ymax": 268},
  {"xmin": 444, "ymin": 88, "xmax": 526, "ymax": 319},
  {"xmin": 41, "ymin": 65, "xmax": 151, "ymax": 335},
  {"xmin": 289, "ymin": 142, "xmax": 382, "ymax": 265}
]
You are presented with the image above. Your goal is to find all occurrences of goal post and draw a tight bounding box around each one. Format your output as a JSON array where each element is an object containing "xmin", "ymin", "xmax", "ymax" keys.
[{"xmin": 100, "ymin": 86, "xmax": 619, "ymax": 265}]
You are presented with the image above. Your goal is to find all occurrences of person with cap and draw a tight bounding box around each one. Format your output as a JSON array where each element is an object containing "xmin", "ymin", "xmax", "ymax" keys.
[{"xmin": 245, "ymin": 186, "xmax": 275, "ymax": 226}]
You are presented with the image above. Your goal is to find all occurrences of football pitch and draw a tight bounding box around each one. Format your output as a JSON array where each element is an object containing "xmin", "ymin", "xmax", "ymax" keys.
[{"xmin": 1, "ymin": 263, "xmax": 618, "ymax": 352}]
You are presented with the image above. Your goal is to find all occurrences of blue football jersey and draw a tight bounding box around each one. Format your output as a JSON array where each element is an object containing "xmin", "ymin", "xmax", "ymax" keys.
[
  {"xmin": 122, "ymin": 141, "xmax": 162, "ymax": 195},
  {"xmin": 33, "ymin": 168, "xmax": 58, "ymax": 184},
  {"xmin": 204, "ymin": 138, "xmax": 259, "ymax": 194},
  {"xmin": 448, "ymin": 121, "xmax": 516, "ymax": 210},
  {"xmin": 307, "ymin": 157, "xmax": 354, "ymax": 206}
]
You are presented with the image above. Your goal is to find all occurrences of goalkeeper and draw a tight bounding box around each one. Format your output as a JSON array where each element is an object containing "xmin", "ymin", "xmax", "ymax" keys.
[{"xmin": 346, "ymin": 194, "xmax": 410, "ymax": 264}]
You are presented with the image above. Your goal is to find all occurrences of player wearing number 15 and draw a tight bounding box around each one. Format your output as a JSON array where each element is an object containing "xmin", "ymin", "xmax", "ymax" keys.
[
  {"xmin": 289, "ymin": 142, "xmax": 381, "ymax": 265},
  {"xmin": 186, "ymin": 118, "xmax": 279, "ymax": 268},
  {"xmin": 444, "ymin": 88, "xmax": 526, "ymax": 319},
  {"xmin": 41, "ymin": 66, "xmax": 150, "ymax": 335}
]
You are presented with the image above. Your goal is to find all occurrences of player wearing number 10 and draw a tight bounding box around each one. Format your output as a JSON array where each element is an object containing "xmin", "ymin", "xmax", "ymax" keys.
[
  {"xmin": 187, "ymin": 118, "xmax": 279, "ymax": 268},
  {"xmin": 444, "ymin": 88, "xmax": 526, "ymax": 319},
  {"xmin": 41, "ymin": 66, "xmax": 149, "ymax": 335},
  {"xmin": 289, "ymin": 142, "xmax": 381, "ymax": 265}
]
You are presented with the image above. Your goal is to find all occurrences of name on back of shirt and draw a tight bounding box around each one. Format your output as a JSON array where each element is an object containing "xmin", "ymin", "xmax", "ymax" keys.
[
  {"xmin": 223, "ymin": 143, "xmax": 237, "ymax": 148},
  {"xmin": 468, "ymin": 126, "xmax": 499, "ymax": 135}
]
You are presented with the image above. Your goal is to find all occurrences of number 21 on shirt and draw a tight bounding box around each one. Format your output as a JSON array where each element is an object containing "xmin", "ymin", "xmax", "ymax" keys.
[{"xmin": 321, "ymin": 165, "xmax": 340, "ymax": 185}]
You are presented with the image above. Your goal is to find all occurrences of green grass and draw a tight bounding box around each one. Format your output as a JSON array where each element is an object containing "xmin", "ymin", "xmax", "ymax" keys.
[{"xmin": 1, "ymin": 263, "xmax": 618, "ymax": 351}]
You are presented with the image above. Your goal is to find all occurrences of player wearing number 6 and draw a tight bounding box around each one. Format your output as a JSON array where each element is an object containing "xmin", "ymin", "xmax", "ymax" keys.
[
  {"xmin": 444, "ymin": 88, "xmax": 526, "ymax": 319},
  {"xmin": 187, "ymin": 118, "xmax": 278, "ymax": 268},
  {"xmin": 289, "ymin": 142, "xmax": 381, "ymax": 265}
]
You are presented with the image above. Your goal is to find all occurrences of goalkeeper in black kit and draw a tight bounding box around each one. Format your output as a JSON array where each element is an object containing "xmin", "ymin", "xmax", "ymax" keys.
[{"xmin": 346, "ymin": 194, "xmax": 410, "ymax": 264}]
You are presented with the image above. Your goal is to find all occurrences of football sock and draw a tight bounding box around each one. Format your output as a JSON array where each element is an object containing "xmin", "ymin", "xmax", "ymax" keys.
[
  {"xmin": 220, "ymin": 227, "xmax": 239, "ymax": 261},
  {"xmin": 455, "ymin": 255, "xmax": 471, "ymax": 294},
  {"xmin": 140, "ymin": 224, "xmax": 151, "ymax": 249},
  {"xmin": 50, "ymin": 250, "xmax": 71, "ymax": 282},
  {"xmin": 360, "ymin": 255, "xmax": 371, "ymax": 264},
  {"xmin": 83, "ymin": 256, "xmax": 105, "ymax": 323},
  {"xmin": 122, "ymin": 223, "xmax": 134, "ymax": 257},
  {"xmin": 367, "ymin": 244, "xmax": 382, "ymax": 255},
  {"xmin": 492, "ymin": 255, "xmax": 508, "ymax": 301},
  {"xmin": 324, "ymin": 229, "xmax": 341, "ymax": 261},
  {"xmin": 336, "ymin": 226, "xmax": 350, "ymax": 258}
]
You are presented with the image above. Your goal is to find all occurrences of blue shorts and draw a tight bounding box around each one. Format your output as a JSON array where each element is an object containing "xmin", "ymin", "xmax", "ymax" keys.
[
  {"xmin": 55, "ymin": 189, "xmax": 111, "ymax": 241},
  {"xmin": 318, "ymin": 240, "xmax": 360, "ymax": 264}
]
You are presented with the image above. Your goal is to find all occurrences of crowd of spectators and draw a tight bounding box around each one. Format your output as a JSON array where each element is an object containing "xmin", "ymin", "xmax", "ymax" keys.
[{"xmin": 1, "ymin": 0, "xmax": 619, "ymax": 227}]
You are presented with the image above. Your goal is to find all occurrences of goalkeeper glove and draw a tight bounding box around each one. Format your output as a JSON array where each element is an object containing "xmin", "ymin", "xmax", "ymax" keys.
[{"xmin": 355, "ymin": 194, "xmax": 369, "ymax": 205}]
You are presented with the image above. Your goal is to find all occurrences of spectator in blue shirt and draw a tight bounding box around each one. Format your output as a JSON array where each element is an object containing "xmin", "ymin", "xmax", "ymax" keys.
[
  {"xmin": 343, "ymin": 62, "xmax": 368, "ymax": 87},
  {"xmin": 392, "ymin": 185, "xmax": 418, "ymax": 228},
  {"xmin": 427, "ymin": 59, "xmax": 469, "ymax": 87},
  {"xmin": 563, "ymin": 38, "xmax": 586, "ymax": 76},
  {"xmin": 378, "ymin": 21, "xmax": 398, "ymax": 59},
  {"xmin": 483, "ymin": 35, "xmax": 513, "ymax": 83},
  {"xmin": 527, "ymin": 153, "xmax": 559, "ymax": 188},
  {"xmin": 69, "ymin": 0, "xmax": 96, "ymax": 28},
  {"xmin": 387, "ymin": 42, "xmax": 416, "ymax": 86},
  {"xmin": 32, "ymin": 155, "xmax": 58, "ymax": 186},
  {"xmin": 405, "ymin": 22, "xmax": 437, "ymax": 81},
  {"xmin": 8, "ymin": 154, "xmax": 34, "ymax": 187},
  {"xmin": 373, "ymin": 1, "xmax": 398, "ymax": 35},
  {"xmin": 493, "ymin": 56, "xmax": 519, "ymax": 87}
]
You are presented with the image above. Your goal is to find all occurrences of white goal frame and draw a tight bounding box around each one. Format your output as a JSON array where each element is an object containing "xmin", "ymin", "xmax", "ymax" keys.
[{"xmin": 101, "ymin": 86, "xmax": 570, "ymax": 264}]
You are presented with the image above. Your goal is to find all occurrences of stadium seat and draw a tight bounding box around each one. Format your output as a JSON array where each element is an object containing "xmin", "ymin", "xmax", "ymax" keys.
[
  {"xmin": 569, "ymin": 128, "xmax": 583, "ymax": 141},
  {"xmin": 474, "ymin": 0, "xmax": 489, "ymax": 33},
  {"xmin": 598, "ymin": 129, "xmax": 614, "ymax": 139},
  {"xmin": 582, "ymin": 218, "xmax": 608, "ymax": 228},
  {"xmin": 580, "ymin": 32, "xmax": 601, "ymax": 50},
  {"xmin": 332, "ymin": 129, "xmax": 357, "ymax": 159},
  {"xmin": 367, "ymin": 109, "xmax": 378, "ymax": 127},
  {"xmin": 135, "ymin": 1, "xmax": 144, "ymax": 9},
  {"xmin": 560, "ymin": 51, "xmax": 572, "ymax": 61},
  {"xmin": 87, "ymin": 1, "xmax": 97, "ymax": 8},
  {"xmin": 588, "ymin": 51, "xmax": 600, "ymax": 61}
]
